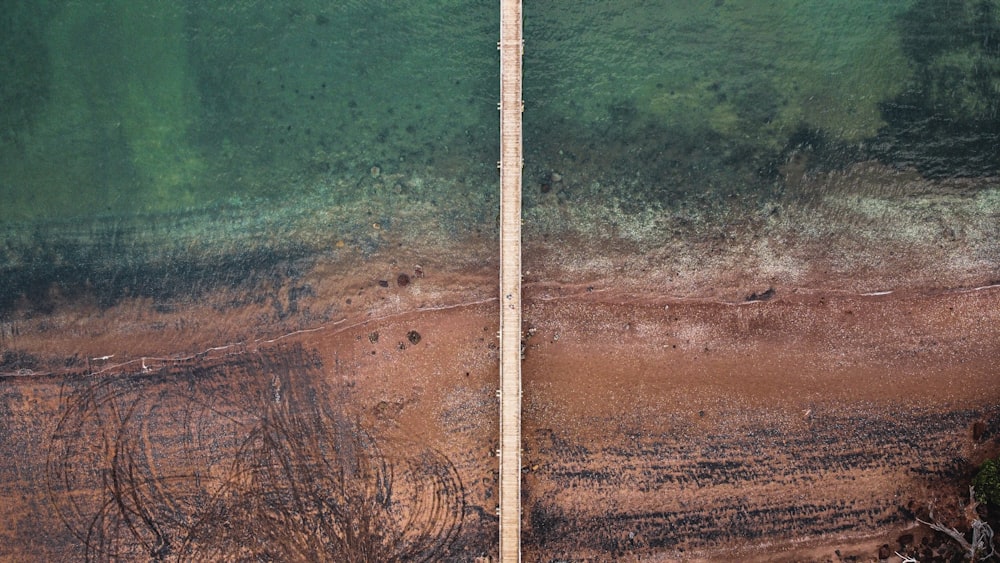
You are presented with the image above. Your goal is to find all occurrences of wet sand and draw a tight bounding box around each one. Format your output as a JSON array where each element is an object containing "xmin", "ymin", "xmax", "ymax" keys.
[
  {"xmin": 1, "ymin": 235, "xmax": 998, "ymax": 561},
  {"xmin": 0, "ymin": 249, "xmax": 501, "ymax": 561},
  {"xmin": 520, "ymin": 282, "xmax": 999, "ymax": 561}
]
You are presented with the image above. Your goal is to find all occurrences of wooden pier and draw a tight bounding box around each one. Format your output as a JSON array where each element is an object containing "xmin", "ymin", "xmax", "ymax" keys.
[{"xmin": 498, "ymin": 0, "xmax": 523, "ymax": 561}]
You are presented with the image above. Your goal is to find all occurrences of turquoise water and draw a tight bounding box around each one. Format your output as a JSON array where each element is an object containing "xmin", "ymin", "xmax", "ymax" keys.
[
  {"xmin": 522, "ymin": 1, "xmax": 999, "ymax": 205},
  {"xmin": 1, "ymin": 1, "xmax": 498, "ymax": 218},
  {"xmin": 1, "ymin": 0, "xmax": 999, "ymax": 309}
]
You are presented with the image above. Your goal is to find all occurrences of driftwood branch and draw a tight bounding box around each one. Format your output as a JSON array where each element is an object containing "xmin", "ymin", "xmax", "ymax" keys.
[{"xmin": 916, "ymin": 487, "xmax": 996, "ymax": 562}]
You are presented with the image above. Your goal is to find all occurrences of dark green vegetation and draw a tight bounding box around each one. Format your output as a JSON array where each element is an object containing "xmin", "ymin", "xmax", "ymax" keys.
[{"xmin": 974, "ymin": 456, "xmax": 1000, "ymax": 507}]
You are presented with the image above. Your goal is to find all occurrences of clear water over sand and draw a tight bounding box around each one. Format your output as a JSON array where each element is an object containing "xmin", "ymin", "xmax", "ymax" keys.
[{"xmin": 3, "ymin": 1, "xmax": 997, "ymax": 305}]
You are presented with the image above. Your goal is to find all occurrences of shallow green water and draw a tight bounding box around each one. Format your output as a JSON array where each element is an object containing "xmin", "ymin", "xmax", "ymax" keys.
[
  {"xmin": 4, "ymin": 1, "xmax": 998, "ymax": 218},
  {"xmin": 1, "ymin": 0, "xmax": 498, "ymax": 219},
  {"xmin": 1, "ymin": 0, "xmax": 998, "ymax": 310}
]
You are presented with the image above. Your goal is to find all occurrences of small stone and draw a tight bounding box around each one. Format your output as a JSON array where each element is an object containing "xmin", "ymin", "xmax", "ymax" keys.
[
  {"xmin": 377, "ymin": 280, "xmax": 389, "ymax": 288},
  {"xmin": 551, "ymin": 172, "xmax": 563, "ymax": 183},
  {"xmin": 973, "ymin": 420, "xmax": 987, "ymax": 440},
  {"xmin": 746, "ymin": 287, "xmax": 776, "ymax": 302}
]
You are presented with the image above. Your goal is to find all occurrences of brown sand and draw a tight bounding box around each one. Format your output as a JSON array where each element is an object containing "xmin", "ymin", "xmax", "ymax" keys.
[
  {"xmin": 520, "ymin": 282, "xmax": 999, "ymax": 561},
  {"xmin": 0, "ymin": 234, "xmax": 998, "ymax": 560}
]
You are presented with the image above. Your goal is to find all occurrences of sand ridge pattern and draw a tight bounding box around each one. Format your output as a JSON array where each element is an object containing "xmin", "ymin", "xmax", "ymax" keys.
[
  {"xmin": 44, "ymin": 345, "xmax": 467, "ymax": 562},
  {"xmin": 524, "ymin": 407, "xmax": 997, "ymax": 559}
]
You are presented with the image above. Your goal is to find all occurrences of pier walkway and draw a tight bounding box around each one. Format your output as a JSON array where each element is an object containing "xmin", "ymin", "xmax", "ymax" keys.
[{"xmin": 498, "ymin": 0, "xmax": 523, "ymax": 561}]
